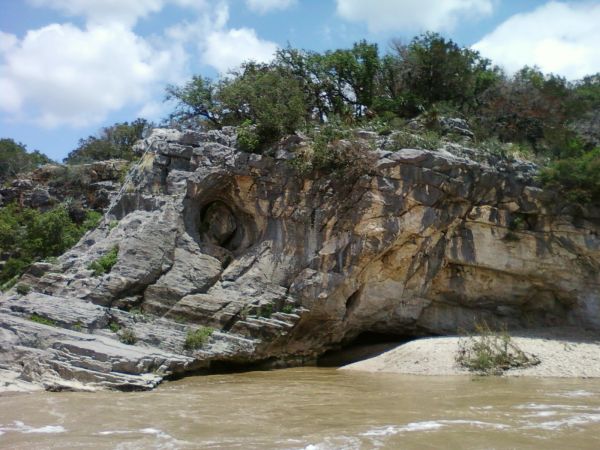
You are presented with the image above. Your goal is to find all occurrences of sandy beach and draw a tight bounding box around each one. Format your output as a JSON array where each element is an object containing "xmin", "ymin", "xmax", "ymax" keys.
[{"xmin": 340, "ymin": 328, "xmax": 600, "ymax": 378}]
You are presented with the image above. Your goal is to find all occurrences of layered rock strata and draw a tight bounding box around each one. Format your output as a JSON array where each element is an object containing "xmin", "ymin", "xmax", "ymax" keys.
[{"xmin": 1, "ymin": 127, "xmax": 599, "ymax": 390}]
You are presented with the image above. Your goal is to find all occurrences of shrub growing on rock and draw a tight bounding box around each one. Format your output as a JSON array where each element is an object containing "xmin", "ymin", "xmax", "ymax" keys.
[
  {"xmin": 88, "ymin": 246, "xmax": 119, "ymax": 277},
  {"xmin": 236, "ymin": 120, "xmax": 261, "ymax": 153},
  {"xmin": 539, "ymin": 147, "xmax": 600, "ymax": 205},
  {"xmin": 15, "ymin": 284, "xmax": 31, "ymax": 295},
  {"xmin": 184, "ymin": 327, "xmax": 214, "ymax": 350},
  {"xmin": 119, "ymin": 328, "xmax": 137, "ymax": 345},
  {"xmin": 29, "ymin": 314, "xmax": 56, "ymax": 327}
]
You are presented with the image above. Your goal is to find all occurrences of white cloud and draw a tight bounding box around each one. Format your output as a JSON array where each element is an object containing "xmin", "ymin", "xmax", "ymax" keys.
[
  {"xmin": 0, "ymin": 23, "xmax": 185, "ymax": 127},
  {"xmin": 245, "ymin": 0, "xmax": 296, "ymax": 14},
  {"xmin": 168, "ymin": 3, "xmax": 278, "ymax": 73},
  {"xmin": 335, "ymin": 0, "xmax": 495, "ymax": 32},
  {"xmin": 0, "ymin": 31, "xmax": 18, "ymax": 53},
  {"xmin": 1, "ymin": 0, "xmax": 280, "ymax": 127},
  {"xmin": 202, "ymin": 27, "xmax": 277, "ymax": 73},
  {"xmin": 473, "ymin": 2, "xmax": 600, "ymax": 80}
]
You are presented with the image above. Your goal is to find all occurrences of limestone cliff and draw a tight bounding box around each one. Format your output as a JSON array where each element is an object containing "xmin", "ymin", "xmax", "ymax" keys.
[{"xmin": 1, "ymin": 127, "xmax": 599, "ymax": 391}]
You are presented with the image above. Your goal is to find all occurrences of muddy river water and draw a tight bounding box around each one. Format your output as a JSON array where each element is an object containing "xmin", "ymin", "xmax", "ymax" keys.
[{"xmin": 2, "ymin": 367, "xmax": 600, "ymax": 449}]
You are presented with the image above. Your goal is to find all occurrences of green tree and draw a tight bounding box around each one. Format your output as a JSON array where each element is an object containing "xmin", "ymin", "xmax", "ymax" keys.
[
  {"xmin": 539, "ymin": 147, "xmax": 600, "ymax": 204},
  {"xmin": 573, "ymin": 73, "xmax": 600, "ymax": 112},
  {"xmin": 0, "ymin": 139, "xmax": 53, "ymax": 181},
  {"xmin": 64, "ymin": 119, "xmax": 150, "ymax": 164},
  {"xmin": 165, "ymin": 76, "xmax": 222, "ymax": 127},
  {"xmin": 0, "ymin": 204, "xmax": 101, "ymax": 287},
  {"xmin": 219, "ymin": 62, "xmax": 307, "ymax": 143},
  {"xmin": 388, "ymin": 33, "xmax": 501, "ymax": 115},
  {"xmin": 475, "ymin": 67, "xmax": 576, "ymax": 153}
]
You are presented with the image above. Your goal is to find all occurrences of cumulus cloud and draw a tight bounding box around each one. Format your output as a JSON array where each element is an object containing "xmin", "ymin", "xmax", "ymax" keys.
[
  {"xmin": 0, "ymin": 23, "xmax": 185, "ymax": 127},
  {"xmin": 335, "ymin": 0, "xmax": 495, "ymax": 32},
  {"xmin": 1, "ymin": 0, "xmax": 278, "ymax": 127},
  {"xmin": 245, "ymin": 0, "xmax": 296, "ymax": 14},
  {"xmin": 202, "ymin": 27, "xmax": 277, "ymax": 73},
  {"xmin": 167, "ymin": 3, "xmax": 278, "ymax": 73},
  {"xmin": 473, "ymin": 1, "xmax": 600, "ymax": 80}
]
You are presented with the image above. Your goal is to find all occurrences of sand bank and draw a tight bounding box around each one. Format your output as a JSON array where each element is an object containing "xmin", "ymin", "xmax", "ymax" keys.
[{"xmin": 340, "ymin": 328, "xmax": 600, "ymax": 378}]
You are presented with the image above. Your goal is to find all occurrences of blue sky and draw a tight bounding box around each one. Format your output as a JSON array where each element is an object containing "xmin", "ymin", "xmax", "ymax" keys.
[{"xmin": 1, "ymin": 0, "xmax": 599, "ymax": 161}]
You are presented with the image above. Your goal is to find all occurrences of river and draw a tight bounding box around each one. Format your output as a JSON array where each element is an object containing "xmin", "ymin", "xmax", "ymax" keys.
[{"xmin": 1, "ymin": 368, "xmax": 600, "ymax": 449}]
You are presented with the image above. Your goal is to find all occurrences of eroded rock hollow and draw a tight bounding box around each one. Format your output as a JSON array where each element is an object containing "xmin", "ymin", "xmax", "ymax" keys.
[{"xmin": 1, "ymin": 127, "xmax": 599, "ymax": 390}]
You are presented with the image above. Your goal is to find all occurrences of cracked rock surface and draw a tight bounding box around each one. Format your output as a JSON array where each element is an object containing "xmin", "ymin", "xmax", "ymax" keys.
[{"xmin": 1, "ymin": 127, "xmax": 599, "ymax": 391}]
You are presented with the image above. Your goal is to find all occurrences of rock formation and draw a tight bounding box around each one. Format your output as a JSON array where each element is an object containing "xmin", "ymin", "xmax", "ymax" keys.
[
  {"xmin": 0, "ymin": 159, "xmax": 129, "ymax": 211},
  {"xmin": 1, "ymin": 127, "xmax": 599, "ymax": 391}
]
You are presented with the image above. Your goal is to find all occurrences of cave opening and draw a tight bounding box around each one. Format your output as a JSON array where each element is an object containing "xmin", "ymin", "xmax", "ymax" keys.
[{"xmin": 317, "ymin": 330, "xmax": 421, "ymax": 367}]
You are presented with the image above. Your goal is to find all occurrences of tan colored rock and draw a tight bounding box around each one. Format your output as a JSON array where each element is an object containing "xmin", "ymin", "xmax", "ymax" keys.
[{"xmin": 1, "ymin": 126, "xmax": 599, "ymax": 391}]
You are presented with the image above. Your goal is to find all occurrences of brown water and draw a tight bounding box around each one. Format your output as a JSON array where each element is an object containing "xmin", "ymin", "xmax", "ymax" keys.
[{"xmin": 2, "ymin": 368, "xmax": 600, "ymax": 449}]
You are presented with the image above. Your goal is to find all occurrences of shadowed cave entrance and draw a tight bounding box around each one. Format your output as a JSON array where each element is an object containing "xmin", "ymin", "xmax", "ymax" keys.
[{"xmin": 317, "ymin": 331, "xmax": 421, "ymax": 367}]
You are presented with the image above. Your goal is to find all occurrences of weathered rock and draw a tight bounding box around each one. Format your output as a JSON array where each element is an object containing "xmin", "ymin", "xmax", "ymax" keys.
[
  {"xmin": 1, "ymin": 126, "xmax": 599, "ymax": 391},
  {"xmin": 0, "ymin": 160, "xmax": 128, "ymax": 211}
]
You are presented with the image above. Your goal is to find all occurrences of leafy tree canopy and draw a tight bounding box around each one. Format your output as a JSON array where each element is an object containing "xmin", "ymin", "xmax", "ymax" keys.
[
  {"xmin": 64, "ymin": 119, "xmax": 151, "ymax": 164},
  {"xmin": 0, "ymin": 139, "xmax": 53, "ymax": 181}
]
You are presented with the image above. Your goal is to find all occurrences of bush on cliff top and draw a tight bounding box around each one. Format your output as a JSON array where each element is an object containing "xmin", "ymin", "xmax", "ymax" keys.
[
  {"xmin": 163, "ymin": 32, "xmax": 600, "ymax": 202},
  {"xmin": 539, "ymin": 147, "xmax": 600, "ymax": 205},
  {"xmin": 63, "ymin": 119, "xmax": 151, "ymax": 164},
  {"xmin": 0, "ymin": 138, "xmax": 53, "ymax": 182}
]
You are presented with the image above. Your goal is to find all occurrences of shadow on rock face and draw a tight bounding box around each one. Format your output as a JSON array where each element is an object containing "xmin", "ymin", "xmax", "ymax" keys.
[{"xmin": 200, "ymin": 201, "xmax": 238, "ymax": 247}]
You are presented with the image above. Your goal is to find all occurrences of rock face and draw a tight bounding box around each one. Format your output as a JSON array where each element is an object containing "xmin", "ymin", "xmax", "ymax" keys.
[
  {"xmin": 0, "ymin": 159, "xmax": 129, "ymax": 211},
  {"xmin": 1, "ymin": 127, "xmax": 599, "ymax": 390}
]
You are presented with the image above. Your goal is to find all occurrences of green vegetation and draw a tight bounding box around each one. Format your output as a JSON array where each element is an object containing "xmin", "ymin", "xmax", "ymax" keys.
[
  {"xmin": 108, "ymin": 321, "xmax": 120, "ymax": 333},
  {"xmin": 63, "ymin": 119, "xmax": 150, "ymax": 164},
  {"xmin": 29, "ymin": 314, "xmax": 56, "ymax": 327},
  {"xmin": 456, "ymin": 321, "xmax": 540, "ymax": 375},
  {"xmin": 119, "ymin": 328, "xmax": 137, "ymax": 345},
  {"xmin": 281, "ymin": 304, "xmax": 295, "ymax": 314},
  {"xmin": 236, "ymin": 120, "xmax": 261, "ymax": 153},
  {"xmin": 392, "ymin": 130, "xmax": 441, "ymax": 151},
  {"xmin": 0, "ymin": 204, "xmax": 102, "ymax": 287},
  {"xmin": 256, "ymin": 304, "xmax": 273, "ymax": 319},
  {"xmin": 88, "ymin": 246, "xmax": 119, "ymax": 277},
  {"xmin": 0, "ymin": 139, "xmax": 53, "ymax": 182},
  {"xmin": 184, "ymin": 326, "xmax": 214, "ymax": 350},
  {"xmin": 15, "ymin": 284, "xmax": 31, "ymax": 295},
  {"xmin": 165, "ymin": 31, "xmax": 600, "ymax": 204},
  {"xmin": 539, "ymin": 148, "xmax": 600, "ymax": 204}
]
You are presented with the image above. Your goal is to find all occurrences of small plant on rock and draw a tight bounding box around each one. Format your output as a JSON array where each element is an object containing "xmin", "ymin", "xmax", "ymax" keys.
[
  {"xmin": 29, "ymin": 314, "xmax": 56, "ymax": 326},
  {"xmin": 281, "ymin": 304, "xmax": 295, "ymax": 314},
  {"xmin": 184, "ymin": 326, "xmax": 214, "ymax": 350},
  {"xmin": 456, "ymin": 320, "xmax": 540, "ymax": 375},
  {"xmin": 257, "ymin": 304, "xmax": 273, "ymax": 318},
  {"xmin": 119, "ymin": 328, "xmax": 137, "ymax": 345},
  {"xmin": 108, "ymin": 321, "xmax": 120, "ymax": 333},
  {"xmin": 88, "ymin": 246, "xmax": 118, "ymax": 276},
  {"xmin": 16, "ymin": 283, "xmax": 31, "ymax": 295}
]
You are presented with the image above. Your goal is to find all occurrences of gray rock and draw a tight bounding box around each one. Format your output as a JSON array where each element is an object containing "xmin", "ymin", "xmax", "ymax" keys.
[{"xmin": 1, "ymin": 126, "xmax": 599, "ymax": 391}]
